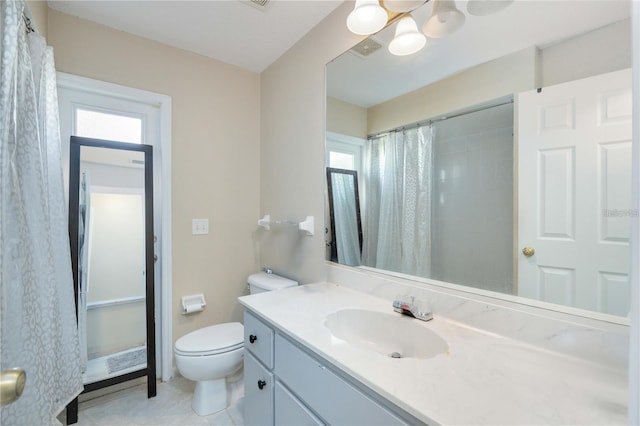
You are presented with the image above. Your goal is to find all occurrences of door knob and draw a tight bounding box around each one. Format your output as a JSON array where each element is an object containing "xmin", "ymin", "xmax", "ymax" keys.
[
  {"xmin": 1, "ymin": 368, "xmax": 26, "ymax": 406},
  {"xmin": 522, "ymin": 247, "xmax": 535, "ymax": 257}
]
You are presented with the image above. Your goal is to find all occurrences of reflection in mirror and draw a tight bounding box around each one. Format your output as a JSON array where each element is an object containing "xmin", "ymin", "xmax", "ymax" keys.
[
  {"xmin": 325, "ymin": 1, "xmax": 632, "ymax": 319},
  {"xmin": 80, "ymin": 145, "xmax": 146, "ymax": 382},
  {"xmin": 327, "ymin": 168, "xmax": 363, "ymax": 267},
  {"xmin": 362, "ymin": 100, "xmax": 514, "ymax": 291}
]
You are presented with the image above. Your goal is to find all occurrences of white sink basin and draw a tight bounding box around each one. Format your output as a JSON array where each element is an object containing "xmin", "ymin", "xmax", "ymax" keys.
[{"xmin": 324, "ymin": 309, "xmax": 448, "ymax": 359}]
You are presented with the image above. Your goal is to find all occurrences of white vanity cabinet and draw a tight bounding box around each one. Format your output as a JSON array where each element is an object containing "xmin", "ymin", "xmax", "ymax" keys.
[
  {"xmin": 244, "ymin": 311, "xmax": 275, "ymax": 425},
  {"xmin": 274, "ymin": 381, "xmax": 323, "ymax": 425},
  {"xmin": 243, "ymin": 310, "xmax": 414, "ymax": 426},
  {"xmin": 244, "ymin": 352, "xmax": 273, "ymax": 425}
]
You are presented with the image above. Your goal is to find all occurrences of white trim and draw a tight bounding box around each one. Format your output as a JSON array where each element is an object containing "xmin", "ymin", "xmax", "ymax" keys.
[
  {"xmin": 326, "ymin": 131, "xmax": 366, "ymax": 147},
  {"xmin": 57, "ymin": 73, "xmax": 169, "ymax": 107},
  {"xmin": 90, "ymin": 185, "xmax": 144, "ymax": 195},
  {"xmin": 629, "ymin": 2, "xmax": 639, "ymax": 422},
  {"xmin": 87, "ymin": 296, "xmax": 145, "ymax": 310},
  {"xmin": 159, "ymin": 87, "xmax": 173, "ymax": 383},
  {"xmin": 58, "ymin": 72, "xmax": 173, "ymax": 382}
]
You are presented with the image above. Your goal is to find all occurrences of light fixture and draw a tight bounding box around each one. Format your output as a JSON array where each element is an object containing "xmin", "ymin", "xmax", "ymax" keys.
[
  {"xmin": 388, "ymin": 15, "xmax": 426, "ymax": 56},
  {"xmin": 466, "ymin": 0, "xmax": 514, "ymax": 16},
  {"xmin": 346, "ymin": 0, "xmax": 514, "ymax": 57},
  {"xmin": 347, "ymin": 0, "xmax": 389, "ymax": 36},
  {"xmin": 423, "ymin": 0, "xmax": 465, "ymax": 38}
]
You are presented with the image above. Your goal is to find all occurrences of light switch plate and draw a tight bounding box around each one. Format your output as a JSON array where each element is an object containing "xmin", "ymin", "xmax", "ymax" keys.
[{"xmin": 192, "ymin": 218, "xmax": 209, "ymax": 235}]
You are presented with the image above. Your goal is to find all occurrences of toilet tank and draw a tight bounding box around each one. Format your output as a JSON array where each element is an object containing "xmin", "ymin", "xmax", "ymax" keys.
[{"xmin": 248, "ymin": 272, "xmax": 298, "ymax": 294}]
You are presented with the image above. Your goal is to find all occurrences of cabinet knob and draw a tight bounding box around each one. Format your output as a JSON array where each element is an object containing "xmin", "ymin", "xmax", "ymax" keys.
[
  {"xmin": 249, "ymin": 334, "xmax": 257, "ymax": 344},
  {"xmin": 257, "ymin": 380, "xmax": 266, "ymax": 390}
]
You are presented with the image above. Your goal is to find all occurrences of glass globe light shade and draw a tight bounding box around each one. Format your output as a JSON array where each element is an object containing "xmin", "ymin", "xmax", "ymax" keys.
[
  {"xmin": 388, "ymin": 16, "xmax": 426, "ymax": 56},
  {"xmin": 347, "ymin": 0, "xmax": 389, "ymax": 35}
]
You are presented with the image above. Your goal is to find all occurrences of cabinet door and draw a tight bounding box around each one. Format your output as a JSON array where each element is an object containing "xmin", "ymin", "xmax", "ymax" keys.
[
  {"xmin": 275, "ymin": 381, "xmax": 324, "ymax": 426},
  {"xmin": 244, "ymin": 352, "xmax": 274, "ymax": 426},
  {"xmin": 275, "ymin": 335, "xmax": 406, "ymax": 426},
  {"xmin": 244, "ymin": 311, "xmax": 275, "ymax": 368}
]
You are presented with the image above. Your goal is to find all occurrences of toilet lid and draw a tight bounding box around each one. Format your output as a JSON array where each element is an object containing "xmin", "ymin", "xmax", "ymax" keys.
[{"xmin": 175, "ymin": 322, "xmax": 244, "ymax": 355}]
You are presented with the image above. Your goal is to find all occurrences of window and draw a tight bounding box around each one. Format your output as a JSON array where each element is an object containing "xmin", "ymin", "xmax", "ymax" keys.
[
  {"xmin": 329, "ymin": 151, "xmax": 356, "ymax": 170},
  {"xmin": 325, "ymin": 132, "xmax": 365, "ymax": 173},
  {"xmin": 75, "ymin": 108, "xmax": 143, "ymax": 144}
]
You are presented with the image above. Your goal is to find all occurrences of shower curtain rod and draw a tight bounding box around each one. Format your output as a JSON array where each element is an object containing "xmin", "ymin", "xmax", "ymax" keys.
[
  {"xmin": 22, "ymin": 12, "xmax": 35, "ymax": 34},
  {"xmin": 367, "ymin": 96, "xmax": 514, "ymax": 140}
]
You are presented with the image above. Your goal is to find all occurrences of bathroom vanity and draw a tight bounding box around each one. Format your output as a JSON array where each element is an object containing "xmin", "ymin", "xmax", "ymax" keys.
[
  {"xmin": 239, "ymin": 282, "xmax": 627, "ymax": 425},
  {"xmin": 243, "ymin": 309, "xmax": 417, "ymax": 425}
]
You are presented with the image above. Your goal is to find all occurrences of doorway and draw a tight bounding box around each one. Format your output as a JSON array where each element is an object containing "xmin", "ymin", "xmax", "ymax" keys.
[
  {"xmin": 57, "ymin": 73, "xmax": 172, "ymax": 382},
  {"xmin": 517, "ymin": 69, "xmax": 632, "ymax": 315}
]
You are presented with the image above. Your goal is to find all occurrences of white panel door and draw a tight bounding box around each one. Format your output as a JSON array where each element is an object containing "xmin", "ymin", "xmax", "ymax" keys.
[{"xmin": 517, "ymin": 69, "xmax": 632, "ymax": 315}]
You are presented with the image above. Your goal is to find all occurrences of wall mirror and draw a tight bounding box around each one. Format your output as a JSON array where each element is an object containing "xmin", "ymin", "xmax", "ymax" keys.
[
  {"xmin": 326, "ymin": 167, "xmax": 363, "ymax": 266},
  {"xmin": 68, "ymin": 136, "xmax": 156, "ymax": 396},
  {"xmin": 325, "ymin": 0, "xmax": 632, "ymax": 321}
]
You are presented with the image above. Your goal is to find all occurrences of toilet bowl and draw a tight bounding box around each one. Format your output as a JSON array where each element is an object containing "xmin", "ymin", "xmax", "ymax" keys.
[
  {"xmin": 174, "ymin": 322, "xmax": 244, "ymax": 416},
  {"xmin": 174, "ymin": 271, "xmax": 298, "ymax": 416}
]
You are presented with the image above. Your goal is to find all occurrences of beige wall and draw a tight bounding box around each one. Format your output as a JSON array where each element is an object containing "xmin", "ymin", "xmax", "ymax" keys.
[
  {"xmin": 367, "ymin": 47, "xmax": 539, "ymax": 135},
  {"xmin": 259, "ymin": 3, "xmax": 362, "ymax": 284},
  {"xmin": 47, "ymin": 10, "xmax": 261, "ymax": 349},
  {"xmin": 87, "ymin": 302, "xmax": 146, "ymax": 359},
  {"xmin": 541, "ymin": 19, "xmax": 630, "ymax": 87},
  {"xmin": 326, "ymin": 96, "xmax": 368, "ymax": 138},
  {"xmin": 367, "ymin": 20, "xmax": 630, "ymax": 136}
]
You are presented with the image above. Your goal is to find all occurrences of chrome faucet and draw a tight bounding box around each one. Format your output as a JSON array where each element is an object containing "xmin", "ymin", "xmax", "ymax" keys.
[{"xmin": 393, "ymin": 295, "xmax": 433, "ymax": 321}]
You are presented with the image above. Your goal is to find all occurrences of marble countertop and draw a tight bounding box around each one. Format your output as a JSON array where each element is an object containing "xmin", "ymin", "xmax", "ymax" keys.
[{"xmin": 239, "ymin": 283, "xmax": 627, "ymax": 425}]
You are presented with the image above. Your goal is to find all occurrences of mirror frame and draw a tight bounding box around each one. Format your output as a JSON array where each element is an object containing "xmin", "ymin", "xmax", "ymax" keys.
[{"xmin": 68, "ymin": 136, "xmax": 157, "ymax": 392}]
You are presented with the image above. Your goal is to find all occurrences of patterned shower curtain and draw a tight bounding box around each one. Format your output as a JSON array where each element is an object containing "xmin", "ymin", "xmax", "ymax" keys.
[
  {"xmin": 0, "ymin": 1, "xmax": 83, "ymax": 424},
  {"xmin": 362, "ymin": 125, "xmax": 433, "ymax": 278}
]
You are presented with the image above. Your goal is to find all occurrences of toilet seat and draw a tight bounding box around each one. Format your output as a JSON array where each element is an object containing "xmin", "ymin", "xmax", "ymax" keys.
[
  {"xmin": 175, "ymin": 342, "xmax": 243, "ymax": 357},
  {"xmin": 175, "ymin": 322, "xmax": 243, "ymax": 357}
]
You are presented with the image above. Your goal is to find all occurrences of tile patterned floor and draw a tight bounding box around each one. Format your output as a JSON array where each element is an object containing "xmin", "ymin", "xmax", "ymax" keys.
[{"xmin": 58, "ymin": 374, "xmax": 244, "ymax": 425}]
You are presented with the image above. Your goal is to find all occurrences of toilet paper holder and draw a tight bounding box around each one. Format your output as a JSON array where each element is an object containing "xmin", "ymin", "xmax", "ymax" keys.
[{"xmin": 181, "ymin": 293, "xmax": 206, "ymax": 315}]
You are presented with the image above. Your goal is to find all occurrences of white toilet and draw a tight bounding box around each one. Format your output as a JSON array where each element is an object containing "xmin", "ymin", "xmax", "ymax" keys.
[{"xmin": 174, "ymin": 271, "xmax": 297, "ymax": 416}]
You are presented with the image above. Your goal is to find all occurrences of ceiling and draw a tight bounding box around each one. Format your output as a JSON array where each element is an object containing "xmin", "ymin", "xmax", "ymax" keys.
[
  {"xmin": 47, "ymin": 0, "xmax": 344, "ymax": 73},
  {"xmin": 327, "ymin": 0, "xmax": 631, "ymax": 108}
]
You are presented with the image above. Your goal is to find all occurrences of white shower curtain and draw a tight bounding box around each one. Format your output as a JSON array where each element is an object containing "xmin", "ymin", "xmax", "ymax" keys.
[
  {"xmin": 362, "ymin": 125, "xmax": 433, "ymax": 277},
  {"xmin": 1, "ymin": 1, "xmax": 83, "ymax": 424}
]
